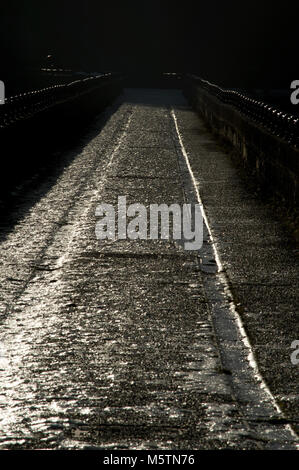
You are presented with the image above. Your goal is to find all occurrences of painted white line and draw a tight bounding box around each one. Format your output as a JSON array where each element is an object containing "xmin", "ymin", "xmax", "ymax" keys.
[
  {"xmin": 171, "ymin": 108, "xmax": 298, "ymax": 441},
  {"xmin": 171, "ymin": 110, "xmax": 223, "ymax": 272}
]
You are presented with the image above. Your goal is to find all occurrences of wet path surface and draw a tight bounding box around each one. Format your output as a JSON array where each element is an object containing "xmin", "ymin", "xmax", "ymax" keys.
[{"xmin": 0, "ymin": 89, "xmax": 297, "ymax": 449}]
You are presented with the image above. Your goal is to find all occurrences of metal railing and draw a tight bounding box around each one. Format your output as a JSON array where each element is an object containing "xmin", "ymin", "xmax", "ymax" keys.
[
  {"xmin": 0, "ymin": 73, "xmax": 120, "ymax": 129},
  {"xmin": 187, "ymin": 74, "xmax": 299, "ymax": 148}
]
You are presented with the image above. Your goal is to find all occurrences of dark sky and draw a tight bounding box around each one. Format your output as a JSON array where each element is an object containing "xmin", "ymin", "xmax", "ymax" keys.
[{"xmin": 0, "ymin": 1, "xmax": 298, "ymax": 88}]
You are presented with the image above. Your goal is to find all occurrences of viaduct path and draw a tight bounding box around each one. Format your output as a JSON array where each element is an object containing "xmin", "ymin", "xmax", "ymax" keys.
[{"xmin": 0, "ymin": 89, "xmax": 297, "ymax": 449}]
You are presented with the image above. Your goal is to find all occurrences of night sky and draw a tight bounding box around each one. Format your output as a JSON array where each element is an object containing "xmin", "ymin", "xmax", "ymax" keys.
[{"xmin": 0, "ymin": 1, "xmax": 298, "ymax": 88}]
